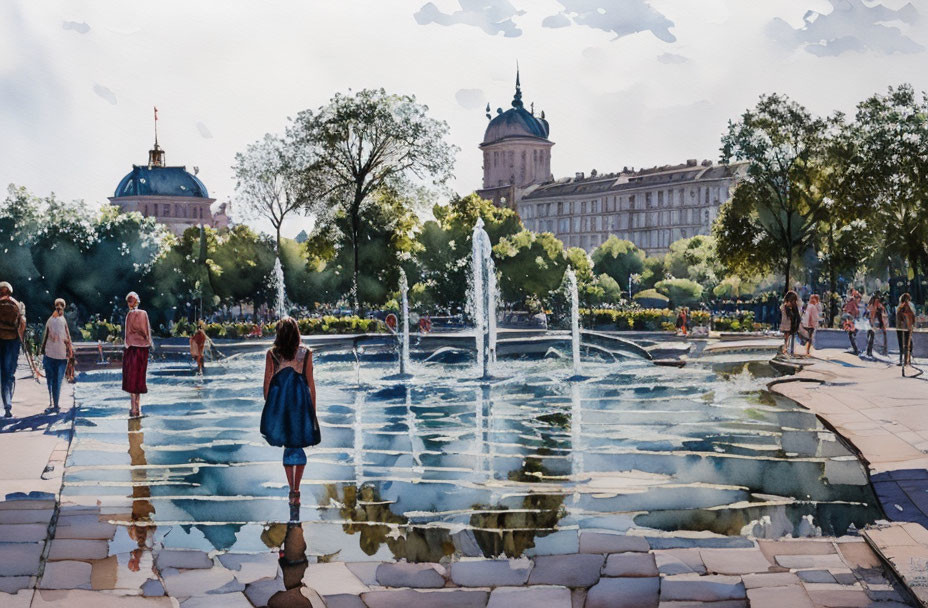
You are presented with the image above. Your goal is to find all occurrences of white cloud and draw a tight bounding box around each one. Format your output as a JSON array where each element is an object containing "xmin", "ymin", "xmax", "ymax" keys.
[{"xmin": 414, "ymin": 0, "xmax": 525, "ymax": 37}]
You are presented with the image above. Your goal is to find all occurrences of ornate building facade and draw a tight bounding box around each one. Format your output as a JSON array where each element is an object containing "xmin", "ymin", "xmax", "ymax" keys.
[
  {"xmin": 109, "ymin": 121, "xmax": 229, "ymax": 236},
  {"xmin": 477, "ymin": 74, "xmax": 745, "ymax": 255}
]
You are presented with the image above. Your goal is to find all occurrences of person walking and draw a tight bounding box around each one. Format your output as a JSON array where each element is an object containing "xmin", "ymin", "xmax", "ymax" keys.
[
  {"xmin": 866, "ymin": 294, "xmax": 888, "ymax": 358},
  {"xmin": 261, "ymin": 317, "xmax": 320, "ymax": 519},
  {"xmin": 842, "ymin": 290, "xmax": 862, "ymax": 355},
  {"xmin": 800, "ymin": 294, "xmax": 821, "ymax": 356},
  {"xmin": 190, "ymin": 321, "xmax": 208, "ymax": 375},
  {"xmin": 40, "ymin": 298, "xmax": 73, "ymax": 413},
  {"xmin": 676, "ymin": 307, "xmax": 689, "ymax": 336},
  {"xmin": 779, "ymin": 291, "xmax": 801, "ymax": 356},
  {"xmin": 896, "ymin": 293, "xmax": 916, "ymax": 370},
  {"xmin": 0, "ymin": 282, "xmax": 26, "ymax": 418},
  {"xmin": 122, "ymin": 292, "xmax": 153, "ymax": 418}
]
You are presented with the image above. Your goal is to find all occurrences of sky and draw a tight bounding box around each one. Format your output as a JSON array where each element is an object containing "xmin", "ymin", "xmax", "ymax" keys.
[{"xmin": 2, "ymin": 0, "xmax": 927, "ymax": 237}]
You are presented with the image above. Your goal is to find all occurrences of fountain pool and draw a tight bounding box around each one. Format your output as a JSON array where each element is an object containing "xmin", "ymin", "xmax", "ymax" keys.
[{"xmin": 62, "ymin": 347, "xmax": 881, "ymax": 562}]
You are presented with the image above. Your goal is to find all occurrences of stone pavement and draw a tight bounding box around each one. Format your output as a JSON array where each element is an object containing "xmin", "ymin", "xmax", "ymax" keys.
[{"xmin": 770, "ymin": 350, "xmax": 928, "ymax": 606}]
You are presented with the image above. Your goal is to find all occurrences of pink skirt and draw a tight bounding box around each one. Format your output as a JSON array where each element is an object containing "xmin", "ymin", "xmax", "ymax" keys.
[{"xmin": 122, "ymin": 346, "xmax": 149, "ymax": 394}]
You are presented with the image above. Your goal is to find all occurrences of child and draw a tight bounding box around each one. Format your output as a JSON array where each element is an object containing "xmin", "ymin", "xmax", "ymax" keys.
[
  {"xmin": 800, "ymin": 294, "xmax": 821, "ymax": 357},
  {"xmin": 190, "ymin": 321, "xmax": 208, "ymax": 375}
]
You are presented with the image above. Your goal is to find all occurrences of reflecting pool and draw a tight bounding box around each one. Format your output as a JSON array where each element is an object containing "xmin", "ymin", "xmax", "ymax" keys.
[{"xmin": 63, "ymin": 349, "xmax": 881, "ymax": 561}]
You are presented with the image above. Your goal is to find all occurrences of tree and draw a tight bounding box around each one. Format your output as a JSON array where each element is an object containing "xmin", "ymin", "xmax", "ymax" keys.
[
  {"xmin": 494, "ymin": 230, "xmax": 567, "ymax": 306},
  {"xmin": 655, "ymin": 278, "xmax": 703, "ymax": 307},
  {"xmin": 232, "ymin": 133, "xmax": 304, "ymax": 251},
  {"xmin": 289, "ymin": 89, "xmax": 457, "ymax": 312},
  {"xmin": 719, "ymin": 93, "xmax": 832, "ymax": 293},
  {"xmin": 850, "ymin": 84, "xmax": 928, "ymax": 303},
  {"xmin": 591, "ymin": 237, "xmax": 645, "ymax": 295},
  {"xmin": 413, "ymin": 194, "xmax": 521, "ymax": 311},
  {"xmin": 663, "ymin": 235, "xmax": 724, "ymax": 292},
  {"xmin": 565, "ymin": 247, "xmax": 604, "ymax": 308},
  {"xmin": 211, "ymin": 224, "xmax": 276, "ymax": 309}
]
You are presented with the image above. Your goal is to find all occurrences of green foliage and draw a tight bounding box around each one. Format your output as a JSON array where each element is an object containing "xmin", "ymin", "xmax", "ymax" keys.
[
  {"xmin": 663, "ymin": 235, "xmax": 724, "ymax": 292},
  {"xmin": 591, "ymin": 236, "xmax": 645, "ymax": 293},
  {"xmin": 713, "ymin": 311, "xmax": 756, "ymax": 332},
  {"xmin": 655, "ymin": 278, "xmax": 704, "ymax": 307},
  {"xmin": 80, "ymin": 320, "xmax": 122, "ymax": 342},
  {"xmin": 638, "ymin": 256, "xmax": 666, "ymax": 291},
  {"xmin": 495, "ymin": 230, "xmax": 568, "ymax": 305},
  {"xmin": 632, "ymin": 289, "xmax": 669, "ymax": 307},
  {"xmin": 597, "ymin": 273, "xmax": 623, "ymax": 304}
]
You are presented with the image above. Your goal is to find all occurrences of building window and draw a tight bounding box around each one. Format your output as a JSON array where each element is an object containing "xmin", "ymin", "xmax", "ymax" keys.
[
  {"xmin": 581, "ymin": 201, "xmax": 587, "ymax": 214},
  {"xmin": 629, "ymin": 195, "xmax": 636, "ymax": 210},
  {"xmin": 657, "ymin": 191, "xmax": 664, "ymax": 206},
  {"xmin": 557, "ymin": 201, "xmax": 563, "ymax": 215},
  {"xmin": 645, "ymin": 192, "xmax": 652, "ymax": 208},
  {"xmin": 163, "ymin": 204, "xmax": 170, "ymax": 216}
]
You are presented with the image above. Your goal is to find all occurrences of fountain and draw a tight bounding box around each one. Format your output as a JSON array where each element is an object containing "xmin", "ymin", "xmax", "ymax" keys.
[
  {"xmin": 565, "ymin": 267, "xmax": 582, "ymax": 376},
  {"xmin": 271, "ymin": 257, "xmax": 287, "ymax": 319},
  {"xmin": 469, "ymin": 218, "xmax": 498, "ymax": 378},
  {"xmin": 398, "ymin": 269, "xmax": 411, "ymax": 376}
]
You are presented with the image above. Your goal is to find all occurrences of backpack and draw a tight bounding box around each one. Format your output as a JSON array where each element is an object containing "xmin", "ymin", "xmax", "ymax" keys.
[{"xmin": 0, "ymin": 298, "xmax": 22, "ymax": 340}]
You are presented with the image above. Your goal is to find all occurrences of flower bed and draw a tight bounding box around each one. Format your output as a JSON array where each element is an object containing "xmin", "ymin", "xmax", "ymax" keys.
[{"xmin": 580, "ymin": 308, "xmax": 756, "ymax": 332}]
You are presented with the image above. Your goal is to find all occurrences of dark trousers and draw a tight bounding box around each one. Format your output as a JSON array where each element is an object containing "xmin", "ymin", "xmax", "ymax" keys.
[
  {"xmin": 0, "ymin": 338, "xmax": 20, "ymax": 411},
  {"xmin": 847, "ymin": 330, "xmax": 858, "ymax": 355},
  {"xmin": 43, "ymin": 357, "xmax": 67, "ymax": 409},
  {"xmin": 897, "ymin": 330, "xmax": 912, "ymax": 363}
]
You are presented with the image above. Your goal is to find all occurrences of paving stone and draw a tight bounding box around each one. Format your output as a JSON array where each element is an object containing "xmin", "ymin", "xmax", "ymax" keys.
[
  {"xmin": 486, "ymin": 585, "xmax": 571, "ymax": 608},
  {"xmin": 802, "ymin": 583, "xmax": 872, "ymax": 607},
  {"xmin": 155, "ymin": 549, "xmax": 212, "ymax": 570},
  {"xmin": 646, "ymin": 536, "xmax": 753, "ymax": 550},
  {"xmin": 39, "ymin": 560, "xmax": 92, "ymax": 590},
  {"xmin": 141, "ymin": 578, "xmax": 165, "ymax": 597},
  {"xmin": 586, "ymin": 576, "xmax": 659, "ymax": 608},
  {"xmin": 837, "ymin": 540, "xmax": 882, "ymax": 569},
  {"xmin": 31, "ymin": 589, "xmax": 176, "ymax": 606},
  {"xmin": 699, "ymin": 548, "xmax": 772, "ymax": 575},
  {"xmin": 579, "ymin": 532, "xmax": 649, "ymax": 554},
  {"xmin": 741, "ymin": 572, "xmax": 801, "ymax": 589},
  {"xmin": 0, "ymin": 576, "xmax": 32, "ymax": 593},
  {"xmin": 305, "ymin": 562, "xmax": 370, "ymax": 595},
  {"xmin": 658, "ymin": 602, "xmax": 746, "ymax": 608},
  {"xmin": 654, "ymin": 549, "xmax": 705, "ymax": 575},
  {"xmin": 325, "ymin": 594, "xmax": 368, "ymax": 608},
  {"xmin": 0, "ymin": 589, "xmax": 32, "ymax": 608},
  {"xmin": 0, "ymin": 524, "xmax": 48, "ymax": 542},
  {"xmin": 345, "ymin": 561, "xmax": 380, "ymax": 586},
  {"xmin": 160, "ymin": 566, "xmax": 237, "ymax": 597},
  {"xmin": 243, "ymin": 577, "xmax": 285, "ymax": 607},
  {"xmin": 451, "ymin": 558, "xmax": 532, "ymax": 587},
  {"xmin": 831, "ymin": 570, "xmax": 857, "ymax": 585},
  {"xmin": 53, "ymin": 517, "xmax": 116, "ymax": 541},
  {"xmin": 0, "ymin": 499, "xmax": 55, "ymax": 510},
  {"xmin": 181, "ymin": 593, "xmax": 252, "ymax": 608},
  {"xmin": 0, "ymin": 509, "xmax": 53, "ymax": 525},
  {"xmin": 796, "ymin": 569, "xmax": 836, "ymax": 584},
  {"xmin": 361, "ymin": 588, "xmax": 490, "ymax": 608},
  {"xmin": 746, "ymin": 585, "xmax": 813, "ymax": 608},
  {"xmin": 528, "ymin": 554, "xmax": 604, "ymax": 587},
  {"xmin": 659, "ymin": 574, "xmax": 746, "ymax": 602},
  {"xmin": 0, "ymin": 543, "xmax": 41, "ymax": 576},
  {"xmin": 602, "ymin": 552, "xmax": 658, "ymax": 577},
  {"xmin": 47, "ymin": 539, "xmax": 108, "ymax": 561},
  {"xmin": 774, "ymin": 553, "xmax": 847, "ymax": 570},
  {"xmin": 757, "ymin": 540, "xmax": 836, "ymax": 565},
  {"xmin": 864, "ymin": 581, "xmax": 905, "ymax": 603},
  {"xmin": 217, "ymin": 553, "xmax": 280, "ymax": 584},
  {"xmin": 208, "ymin": 578, "xmax": 247, "ymax": 594}
]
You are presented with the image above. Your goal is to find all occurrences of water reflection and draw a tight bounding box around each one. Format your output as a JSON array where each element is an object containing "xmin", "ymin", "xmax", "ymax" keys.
[{"xmin": 127, "ymin": 417, "xmax": 154, "ymax": 572}]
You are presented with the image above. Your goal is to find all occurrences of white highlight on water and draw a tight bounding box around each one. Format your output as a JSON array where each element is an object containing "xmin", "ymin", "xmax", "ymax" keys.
[
  {"xmin": 566, "ymin": 267, "xmax": 581, "ymax": 376},
  {"xmin": 271, "ymin": 257, "xmax": 287, "ymax": 319},
  {"xmin": 469, "ymin": 218, "xmax": 497, "ymax": 378},
  {"xmin": 399, "ymin": 268, "xmax": 411, "ymax": 376}
]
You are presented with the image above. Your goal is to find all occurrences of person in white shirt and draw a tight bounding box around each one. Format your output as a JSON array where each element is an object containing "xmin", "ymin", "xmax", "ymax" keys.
[{"xmin": 41, "ymin": 298, "xmax": 73, "ymax": 413}]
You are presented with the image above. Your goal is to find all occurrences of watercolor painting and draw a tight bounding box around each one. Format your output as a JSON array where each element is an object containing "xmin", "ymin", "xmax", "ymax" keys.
[{"xmin": 1, "ymin": 1, "xmax": 928, "ymax": 607}]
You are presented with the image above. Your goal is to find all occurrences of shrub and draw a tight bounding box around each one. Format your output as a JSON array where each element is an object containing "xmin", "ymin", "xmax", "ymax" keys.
[
  {"xmin": 632, "ymin": 289, "xmax": 670, "ymax": 308},
  {"xmin": 81, "ymin": 320, "xmax": 122, "ymax": 342},
  {"xmin": 655, "ymin": 278, "xmax": 703, "ymax": 307}
]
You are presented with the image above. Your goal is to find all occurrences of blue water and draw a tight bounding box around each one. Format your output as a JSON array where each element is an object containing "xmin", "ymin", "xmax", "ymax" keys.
[{"xmin": 63, "ymin": 349, "xmax": 881, "ymax": 561}]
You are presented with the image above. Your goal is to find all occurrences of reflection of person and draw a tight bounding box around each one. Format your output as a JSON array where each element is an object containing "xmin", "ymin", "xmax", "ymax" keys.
[
  {"xmin": 0, "ymin": 282, "xmax": 26, "ymax": 418},
  {"xmin": 41, "ymin": 298, "xmax": 73, "ymax": 413},
  {"xmin": 122, "ymin": 292, "xmax": 153, "ymax": 418},
  {"xmin": 190, "ymin": 321, "xmax": 208, "ymax": 374},
  {"xmin": 896, "ymin": 293, "xmax": 916, "ymax": 369},
  {"xmin": 866, "ymin": 294, "xmax": 888, "ymax": 358},
  {"xmin": 127, "ymin": 416, "xmax": 154, "ymax": 572},
  {"xmin": 262, "ymin": 317, "xmax": 320, "ymax": 513}
]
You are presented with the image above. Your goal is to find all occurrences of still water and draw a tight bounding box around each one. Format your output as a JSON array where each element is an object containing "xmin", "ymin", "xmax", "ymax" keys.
[{"xmin": 63, "ymin": 349, "xmax": 881, "ymax": 561}]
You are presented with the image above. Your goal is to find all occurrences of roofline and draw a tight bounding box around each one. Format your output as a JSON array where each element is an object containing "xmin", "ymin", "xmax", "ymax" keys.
[
  {"xmin": 479, "ymin": 136, "xmax": 554, "ymax": 148},
  {"xmin": 108, "ymin": 196, "xmax": 217, "ymax": 203}
]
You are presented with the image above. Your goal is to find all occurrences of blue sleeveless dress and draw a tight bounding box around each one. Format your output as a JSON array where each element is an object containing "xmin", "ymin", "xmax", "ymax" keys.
[{"xmin": 260, "ymin": 349, "xmax": 321, "ymax": 465}]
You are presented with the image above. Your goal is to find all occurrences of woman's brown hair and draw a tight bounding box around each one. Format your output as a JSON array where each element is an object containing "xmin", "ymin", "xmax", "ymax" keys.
[{"xmin": 273, "ymin": 317, "xmax": 301, "ymax": 361}]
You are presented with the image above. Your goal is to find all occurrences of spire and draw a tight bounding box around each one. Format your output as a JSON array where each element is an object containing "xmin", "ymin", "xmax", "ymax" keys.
[
  {"xmin": 512, "ymin": 63, "xmax": 523, "ymax": 108},
  {"xmin": 148, "ymin": 106, "xmax": 165, "ymax": 168}
]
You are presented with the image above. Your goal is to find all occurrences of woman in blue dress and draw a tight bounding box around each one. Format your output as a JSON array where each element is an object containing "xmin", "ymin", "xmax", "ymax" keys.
[{"xmin": 262, "ymin": 317, "xmax": 320, "ymax": 511}]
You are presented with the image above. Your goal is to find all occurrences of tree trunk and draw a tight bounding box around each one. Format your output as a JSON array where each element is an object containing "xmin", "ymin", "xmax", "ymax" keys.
[
  {"xmin": 827, "ymin": 229, "xmax": 837, "ymax": 326},
  {"xmin": 783, "ymin": 249, "xmax": 792, "ymax": 296},
  {"xmin": 911, "ymin": 253, "xmax": 923, "ymax": 305},
  {"xmin": 351, "ymin": 212, "xmax": 362, "ymax": 316},
  {"xmin": 275, "ymin": 224, "xmax": 281, "ymax": 254}
]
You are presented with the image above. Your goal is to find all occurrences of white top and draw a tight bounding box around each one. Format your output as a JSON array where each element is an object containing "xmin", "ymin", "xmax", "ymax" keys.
[
  {"xmin": 44, "ymin": 315, "xmax": 69, "ymax": 360},
  {"xmin": 801, "ymin": 303, "xmax": 821, "ymax": 328}
]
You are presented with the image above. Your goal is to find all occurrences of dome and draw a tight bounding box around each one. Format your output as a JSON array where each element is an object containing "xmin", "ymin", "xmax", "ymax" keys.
[
  {"xmin": 482, "ymin": 72, "xmax": 550, "ymax": 145},
  {"xmin": 114, "ymin": 165, "xmax": 209, "ymax": 198}
]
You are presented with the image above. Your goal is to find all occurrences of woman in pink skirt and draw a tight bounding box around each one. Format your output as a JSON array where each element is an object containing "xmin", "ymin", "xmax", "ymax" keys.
[{"xmin": 123, "ymin": 292, "xmax": 153, "ymax": 417}]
